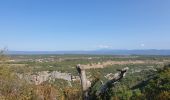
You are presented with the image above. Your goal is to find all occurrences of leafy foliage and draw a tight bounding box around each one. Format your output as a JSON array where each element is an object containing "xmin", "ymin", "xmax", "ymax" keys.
[{"xmin": 143, "ymin": 64, "xmax": 170, "ymax": 100}]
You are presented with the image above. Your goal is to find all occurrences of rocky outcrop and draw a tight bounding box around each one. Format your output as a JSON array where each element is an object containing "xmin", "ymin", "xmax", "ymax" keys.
[{"xmin": 17, "ymin": 71, "xmax": 79, "ymax": 85}]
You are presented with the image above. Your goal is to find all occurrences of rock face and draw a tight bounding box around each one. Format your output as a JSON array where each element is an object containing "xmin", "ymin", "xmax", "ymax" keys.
[{"xmin": 17, "ymin": 71, "xmax": 77, "ymax": 85}]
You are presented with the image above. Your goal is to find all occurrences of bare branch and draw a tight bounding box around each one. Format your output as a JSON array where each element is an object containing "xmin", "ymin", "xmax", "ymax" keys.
[{"xmin": 98, "ymin": 67, "xmax": 129, "ymax": 96}]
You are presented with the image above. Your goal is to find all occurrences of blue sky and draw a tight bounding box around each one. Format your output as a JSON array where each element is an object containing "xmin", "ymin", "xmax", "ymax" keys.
[{"xmin": 0, "ymin": 0, "xmax": 170, "ymax": 51}]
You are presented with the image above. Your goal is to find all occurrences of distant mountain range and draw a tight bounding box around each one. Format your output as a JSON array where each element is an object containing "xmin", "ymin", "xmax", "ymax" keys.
[{"xmin": 6, "ymin": 49, "xmax": 170, "ymax": 55}]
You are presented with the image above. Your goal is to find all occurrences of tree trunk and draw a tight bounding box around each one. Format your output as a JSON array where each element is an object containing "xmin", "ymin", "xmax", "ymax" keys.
[
  {"xmin": 76, "ymin": 64, "xmax": 129, "ymax": 100},
  {"xmin": 76, "ymin": 64, "xmax": 91, "ymax": 100}
]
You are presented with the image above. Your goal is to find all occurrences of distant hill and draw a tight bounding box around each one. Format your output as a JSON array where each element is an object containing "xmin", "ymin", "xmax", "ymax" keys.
[{"xmin": 6, "ymin": 49, "xmax": 170, "ymax": 55}]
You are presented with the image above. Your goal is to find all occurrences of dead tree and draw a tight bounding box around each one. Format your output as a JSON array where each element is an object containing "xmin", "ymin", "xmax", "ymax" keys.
[
  {"xmin": 76, "ymin": 64, "xmax": 129, "ymax": 100},
  {"xmin": 76, "ymin": 64, "xmax": 91, "ymax": 100}
]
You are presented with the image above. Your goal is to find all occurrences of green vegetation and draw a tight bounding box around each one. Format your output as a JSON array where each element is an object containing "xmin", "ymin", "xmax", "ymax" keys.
[
  {"xmin": 142, "ymin": 64, "xmax": 170, "ymax": 100},
  {"xmin": 0, "ymin": 52, "xmax": 170, "ymax": 99}
]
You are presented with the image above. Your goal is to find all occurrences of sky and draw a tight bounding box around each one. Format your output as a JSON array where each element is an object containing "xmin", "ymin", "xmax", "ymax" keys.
[{"xmin": 0, "ymin": 0, "xmax": 170, "ymax": 51}]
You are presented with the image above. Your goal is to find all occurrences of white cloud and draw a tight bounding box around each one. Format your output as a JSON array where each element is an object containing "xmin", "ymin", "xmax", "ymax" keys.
[
  {"xmin": 98, "ymin": 44, "xmax": 113, "ymax": 49},
  {"xmin": 140, "ymin": 43, "xmax": 145, "ymax": 47}
]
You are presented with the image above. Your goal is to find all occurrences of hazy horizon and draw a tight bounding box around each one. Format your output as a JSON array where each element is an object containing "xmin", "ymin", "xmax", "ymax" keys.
[
  {"xmin": 7, "ymin": 48, "xmax": 170, "ymax": 52},
  {"xmin": 0, "ymin": 0, "xmax": 170, "ymax": 51}
]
